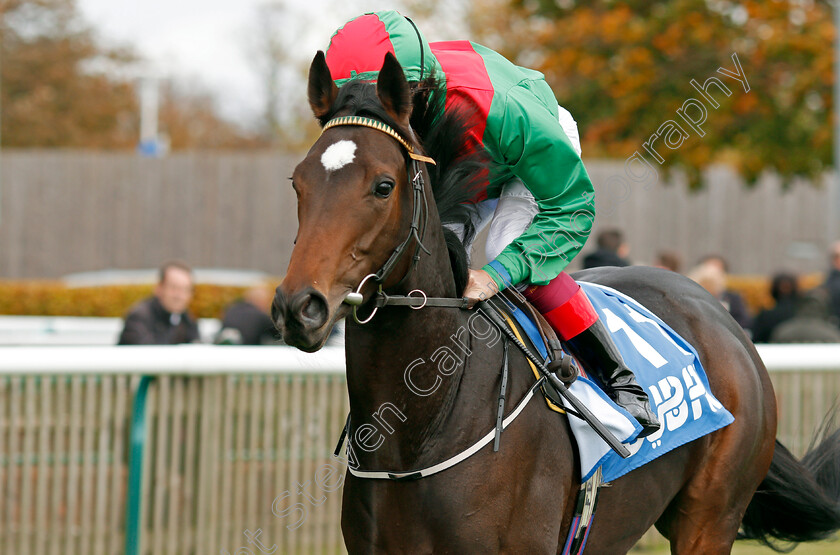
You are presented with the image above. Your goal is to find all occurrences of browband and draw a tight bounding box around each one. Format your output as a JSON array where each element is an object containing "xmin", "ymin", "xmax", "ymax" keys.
[{"xmin": 322, "ymin": 115, "xmax": 436, "ymax": 165}]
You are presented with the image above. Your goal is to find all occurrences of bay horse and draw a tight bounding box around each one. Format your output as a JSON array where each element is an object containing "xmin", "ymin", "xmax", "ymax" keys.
[{"xmin": 271, "ymin": 51, "xmax": 840, "ymax": 553}]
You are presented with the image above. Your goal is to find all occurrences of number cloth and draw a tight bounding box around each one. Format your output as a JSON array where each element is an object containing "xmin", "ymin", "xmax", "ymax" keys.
[{"xmin": 563, "ymin": 282, "xmax": 735, "ymax": 482}]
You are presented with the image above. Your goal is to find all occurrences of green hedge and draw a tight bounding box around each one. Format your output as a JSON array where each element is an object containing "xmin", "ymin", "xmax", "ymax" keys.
[
  {"xmin": 726, "ymin": 274, "xmax": 823, "ymax": 315},
  {"xmin": 0, "ymin": 274, "xmax": 826, "ymax": 318},
  {"xmin": 0, "ymin": 282, "xmax": 260, "ymax": 319}
]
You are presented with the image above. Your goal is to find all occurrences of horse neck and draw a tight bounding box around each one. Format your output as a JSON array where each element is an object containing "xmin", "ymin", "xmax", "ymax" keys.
[{"xmin": 344, "ymin": 197, "xmax": 484, "ymax": 470}]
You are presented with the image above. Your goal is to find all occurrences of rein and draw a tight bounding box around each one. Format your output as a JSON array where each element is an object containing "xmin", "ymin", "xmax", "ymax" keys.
[
  {"xmin": 327, "ymin": 112, "xmax": 630, "ymax": 482},
  {"xmin": 333, "ymin": 295, "xmax": 631, "ymax": 482}
]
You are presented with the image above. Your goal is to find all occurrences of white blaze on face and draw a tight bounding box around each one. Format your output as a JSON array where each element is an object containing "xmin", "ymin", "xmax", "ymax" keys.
[{"xmin": 321, "ymin": 140, "xmax": 357, "ymax": 172}]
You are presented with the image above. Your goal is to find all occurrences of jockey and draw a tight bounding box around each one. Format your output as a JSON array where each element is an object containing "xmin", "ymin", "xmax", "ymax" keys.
[{"xmin": 324, "ymin": 11, "xmax": 660, "ymax": 436}]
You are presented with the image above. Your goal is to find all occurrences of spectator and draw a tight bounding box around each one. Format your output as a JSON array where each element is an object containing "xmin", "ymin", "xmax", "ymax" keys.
[
  {"xmin": 824, "ymin": 241, "xmax": 840, "ymax": 322},
  {"xmin": 770, "ymin": 289, "xmax": 840, "ymax": 343},
  {"xmin": 216, "ymin": 284, "xmax": 280, "ymax": 345},
  {"xmin": 582, "ymin": 228, "xmax": 630, "ymax": 269},
  {"xmin": 688, "ymin": 261, "xmax": 726, "ymax": 297},
  {"xmin": 688, "ymin": 256, "xmax": 753, "ymax": 332},
  {"xmin": 118, "ymin": 261, "xmax": 200, "ymax": 345},
  {"xmin": 697, "ymin": 254, "xmax": 730, "ymax": 273},
  {"xmin": 653, "ymin": 250, "xmax": 682, "ymax": 273},
  {"xmin": 752, "ymin": 272, "xmax": 799, "ymax": 343}
]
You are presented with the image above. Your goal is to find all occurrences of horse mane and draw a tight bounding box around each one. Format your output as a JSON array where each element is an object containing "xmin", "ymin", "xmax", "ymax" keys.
[{"xmin": 324, "ymin": 77, "xmax": 489, "ymax": 295}]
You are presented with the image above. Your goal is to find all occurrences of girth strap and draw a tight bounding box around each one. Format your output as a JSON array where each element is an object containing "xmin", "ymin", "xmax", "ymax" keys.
[{"xmin": 561, "ymin": 467, "xmax": 603, "ymax": 555}]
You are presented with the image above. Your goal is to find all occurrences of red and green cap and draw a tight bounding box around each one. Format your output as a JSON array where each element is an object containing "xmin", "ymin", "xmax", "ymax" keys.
[{"xmin": 325, "ymin": 11, "xmax": 440, "ymax": 86}]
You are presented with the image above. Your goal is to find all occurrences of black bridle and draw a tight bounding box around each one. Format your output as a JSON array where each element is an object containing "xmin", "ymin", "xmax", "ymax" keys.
[
  {"xmin": 321, "ymin": 116, "xmax": 434, "ymax": 287},
  {"xmin": 321, "ymin": 115, "xmax": 450, "ymax": 321},
  {"xmin": 372, "ymin": 157, "xmax": 431, "ymax": 286},
  {"xmin": 321, "ymin": 115, "xmax": 631, "ymax": 459}
]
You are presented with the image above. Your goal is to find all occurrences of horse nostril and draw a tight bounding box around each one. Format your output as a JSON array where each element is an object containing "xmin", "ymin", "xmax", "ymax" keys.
[{"xmin": 298, "ymin": 291, "xmax": 328, "ymax": 328}]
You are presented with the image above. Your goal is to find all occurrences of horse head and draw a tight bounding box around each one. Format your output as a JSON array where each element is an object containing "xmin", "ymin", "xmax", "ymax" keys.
[{"xmin": 272, "ymin": 51, "xmax": 433, "ymax": 351}]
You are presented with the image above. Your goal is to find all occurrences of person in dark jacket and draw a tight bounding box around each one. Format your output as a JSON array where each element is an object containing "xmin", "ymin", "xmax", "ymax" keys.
[
  {"xmin": 118, "ymin": 261, "xmax": 200, "ymax": 345},
  {"xmin": 582, "ymin": 228, "xmax": 630, "ymax": 269},
  {"xmin": 216, "ymin": 285, "xmax": 280, "ymax": 345},
  {"xmin": 825, "ymin": 241, "xmax": 840, "ymax": 322},
  {"xmin": 752, "ymin": 272, "xmax": 799, "ymax": 343},
  {"xmin": 770, "ymin": 289, "xmax": 840, "ymax": 343},
  {"xmin": 688, "ymin": 255, "xmax": 753, "ymax": 332}
]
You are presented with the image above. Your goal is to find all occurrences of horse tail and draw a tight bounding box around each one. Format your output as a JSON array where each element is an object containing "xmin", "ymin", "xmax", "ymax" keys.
[{"xmin": 739, "ymin": 430, "xmax": 840, "ymax": 550}]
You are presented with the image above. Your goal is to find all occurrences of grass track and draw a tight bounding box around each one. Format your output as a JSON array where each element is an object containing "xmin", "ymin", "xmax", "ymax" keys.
[{"xmin": 633, "ymin": 537, "xmax": 839, "ymax": 554}]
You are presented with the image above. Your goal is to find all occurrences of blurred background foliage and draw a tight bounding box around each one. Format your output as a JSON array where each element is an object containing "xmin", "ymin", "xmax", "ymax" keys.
[
  {"xmin": 0, "ymin": 282, "xmax": 252, "ymax": 318},
  {"xmin": 469, "ymin": 0, "xmax": 833, "ymax": 186},
  {"xmin": 1, "ymin": 0, "xmax": 836, "ymax": 184},
  {"xmin": 0, "ymin": 0, "xmax": 267, "ymax": 149},
  {"xmin": 1, "ymin": 0, "xmax": 139, "ymax": 148}
]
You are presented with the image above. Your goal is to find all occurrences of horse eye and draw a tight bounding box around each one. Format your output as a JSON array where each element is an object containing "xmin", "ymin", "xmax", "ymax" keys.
[{"xmin": 374, "ymin": 181, "xmax": 395, "ymax": 198}]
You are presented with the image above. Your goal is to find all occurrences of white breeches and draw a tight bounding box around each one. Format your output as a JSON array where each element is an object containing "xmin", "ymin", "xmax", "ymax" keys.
[{"xmin": 446, "ymin": 105, "xmax": 582, "ymax": 264}]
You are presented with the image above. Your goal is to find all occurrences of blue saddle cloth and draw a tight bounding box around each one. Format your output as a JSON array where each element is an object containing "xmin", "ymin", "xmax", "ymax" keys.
[{"xmin": 507, "ymin": 281, "xmax": 734, "ymax": 483}]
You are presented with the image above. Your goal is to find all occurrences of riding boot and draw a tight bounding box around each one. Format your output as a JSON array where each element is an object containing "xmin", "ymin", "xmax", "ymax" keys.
[
  {"xmin": 524, "ymin": 275, "xmax": 660, "ymax": 437},
  {"xmin": 564, "ymin": 318, "xmax": 661, "ymax": 437}
]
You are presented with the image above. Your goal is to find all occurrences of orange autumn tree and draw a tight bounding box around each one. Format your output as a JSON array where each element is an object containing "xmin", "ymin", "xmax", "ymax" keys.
[
  {"xmin": 1, "ymin": 0, "xmax": 264, "ymax": 150},
  {"xmin": 470, "ymin": 0, "xmax": 833, "ymax": 186},
  {"xmin": 0, "ymin": 0, "xmax": 139, "ymax": 148}
]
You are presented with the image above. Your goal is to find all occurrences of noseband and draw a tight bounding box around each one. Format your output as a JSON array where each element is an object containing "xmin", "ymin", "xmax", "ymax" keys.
[{"xmin": 322, "ymin": 115, "xmax": 438, "ymax": 322}]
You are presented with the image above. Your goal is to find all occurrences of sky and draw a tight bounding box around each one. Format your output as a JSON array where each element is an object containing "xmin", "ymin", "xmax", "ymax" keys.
[{"xmin": 76, "ymin": 1, "xmax": 465, "ymax": 127}]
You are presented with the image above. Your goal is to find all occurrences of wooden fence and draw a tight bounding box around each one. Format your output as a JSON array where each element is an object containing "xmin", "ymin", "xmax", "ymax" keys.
[
  {"xmin": 0, "ymin": 151, "xmax": 300, "ymax": 279},
  {"xmin": 0, "ymin": 150, "xmax": 835, "ymax": 279},
  {"xmin": 0, "ymin": 373, "xmax": 350, "ymax": 555},
  {"xmin": 0, "ymin": 346, "xmax": 350, "ymax": 555},
  {"xmin": 0, "ymin": 345, "xmax": 837, "ymax": 555}
]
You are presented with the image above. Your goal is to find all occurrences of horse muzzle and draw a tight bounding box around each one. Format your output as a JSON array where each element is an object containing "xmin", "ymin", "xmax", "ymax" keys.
[{"xmin": 272, "ymin": 286, "xmax": 331, "ymax": 352}]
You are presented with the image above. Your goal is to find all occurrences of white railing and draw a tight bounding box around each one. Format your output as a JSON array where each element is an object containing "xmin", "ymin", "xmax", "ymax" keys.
[
  {"xmin": 0, "ymin": 344, "xmax": 346, "ymax": 374},
  {"xmin": 0, "ymin": 345, "xmax": 350, "ymax": 555},
  {"xmin": 0, "ymin": 343, "xmax": 837, "ymax": 555},
  {"xmin": 4, "ymin": 315, "xmax": 834, "ymax": 372},
  {"xmin": 0, "ymin": 315, "xmax": 222, "ymax": 345},
  {"xmin": 0, "ymin": 343, "xmax": 837, "ymax": 374},
  {"xmin": 754, "ymin": 343, "xmax": 840, "ymax": 371}
]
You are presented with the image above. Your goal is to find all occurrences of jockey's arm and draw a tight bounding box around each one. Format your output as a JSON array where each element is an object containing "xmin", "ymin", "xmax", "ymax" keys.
[{"xmin": 481, "ymin": 85, "xmax": 596, "ymax": 291}]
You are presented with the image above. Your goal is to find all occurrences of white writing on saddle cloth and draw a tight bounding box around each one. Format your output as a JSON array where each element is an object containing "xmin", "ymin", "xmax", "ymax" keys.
[
  {"xmin": 601, "ymin": 303, "xmax": 691, "ymax": 367},
  {"xmin": 617, "ymin": 362, "xmax": 725, "ymax": 457},
  {"xmin": 642, "ymin": 364, "xmax": 725, "ymax": 450},
  {"xmin": 597, "ymin": 298, "xmax": 723, "ymax": 453}
]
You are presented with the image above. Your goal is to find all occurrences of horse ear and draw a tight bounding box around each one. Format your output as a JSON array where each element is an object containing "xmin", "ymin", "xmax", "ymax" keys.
[
  {"xmin": 308, "ymin": 51, "xmax": 338, "ymax": 122},
  {"xmin": 377, "ymin": 52, "xmax": 411, "ymax": 124}
]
